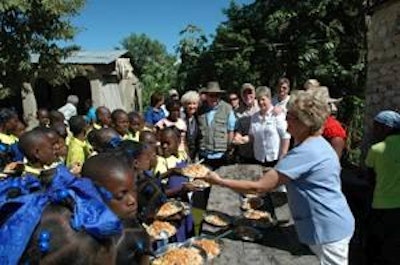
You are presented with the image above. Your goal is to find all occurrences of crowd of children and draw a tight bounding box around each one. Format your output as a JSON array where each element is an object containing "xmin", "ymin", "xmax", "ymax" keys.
[{"xmin": 0, "ymin": 103, "xmax": 200, "ymax": 264}]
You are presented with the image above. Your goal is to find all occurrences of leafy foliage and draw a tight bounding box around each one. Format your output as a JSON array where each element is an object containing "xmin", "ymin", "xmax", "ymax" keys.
[
  {"xmin": 176, "ymin": 0, "xmax": 367, "ymax": 96},
  {"xmin": 0, "ymin": 0, "xmax": 85, "ymax": 99},
  {"xmin": 121, "ymin": 33, "xmax": 178, "ymax": 106}
]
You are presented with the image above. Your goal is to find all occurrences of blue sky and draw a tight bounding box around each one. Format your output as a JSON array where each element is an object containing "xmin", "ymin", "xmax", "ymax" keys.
[{"xmin": 69, "ymin": 0, "xmax": 253, "ymax": 54}]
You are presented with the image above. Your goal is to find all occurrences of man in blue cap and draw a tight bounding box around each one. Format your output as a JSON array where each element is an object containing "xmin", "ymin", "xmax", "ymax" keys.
[{"xmin": 365, "ymin": 110, "xmax": 400, "ymax": 265}]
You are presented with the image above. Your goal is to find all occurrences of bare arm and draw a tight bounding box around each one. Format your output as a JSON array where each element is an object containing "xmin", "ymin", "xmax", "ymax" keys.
[
  {"xmin": 279, "ymin": 138, "xmax": 290, "ymax": 158},
  {"xmin": 329, "ymin": 137, "xmax": 345, "ymax": 159},
  {"xmin": 205, "ymin": 169, "xmax": 290, "ymax": 194}
]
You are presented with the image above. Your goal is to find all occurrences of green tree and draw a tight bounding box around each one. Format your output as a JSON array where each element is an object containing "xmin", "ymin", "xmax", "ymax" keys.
[
  {"xmin": 121, "ymin": 33, "xmax": 178, "ymax": 107},
  {"xmin": 177, "ymin": 0, "xmax": 366, "ymax": 96},
  {"xmin": 0, "ymin": 0, "xmax": 85, "ymax": 101},
  {"xmin": 176, "ymin": 24, "xmax": 212, "ymax": 90}
]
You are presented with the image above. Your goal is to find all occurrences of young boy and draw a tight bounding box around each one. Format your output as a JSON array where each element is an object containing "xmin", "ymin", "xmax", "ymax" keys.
[
  {"xmin": 36, "ymin": 108, "xmax": 50, "ymax": 127},
  {"xmin": 18, "ymin": 127, "xmax": 58, "ymax": 175},
  {"xmin": 66, "ymin": 115, "xmax": 90, "ymax": 169},
  {"xmin": 154, "ymin": 127, "xmax": 195, "ymax": 241},
  {"xmin": 111, "ymin": 109, "xmax": 130, "ymax": 139},
  {"xmin": 94, "ymin": 106, "xmax": 112, "ymax": 129}
]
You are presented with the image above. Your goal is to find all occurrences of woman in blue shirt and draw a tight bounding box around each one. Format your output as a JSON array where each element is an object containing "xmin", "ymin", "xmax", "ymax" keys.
[
  {"xmin": 144, "ymin": 91, "xmax": 166, "ymax": 125},
  {"xmin": 205, "ymin": 89, "xmax": 354, "ymax": 265}
]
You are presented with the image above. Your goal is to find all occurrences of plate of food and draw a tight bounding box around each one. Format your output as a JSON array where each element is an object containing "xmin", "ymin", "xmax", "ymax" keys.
[
  {"xmin": 243, "ymin": 210, "xmax": 273, "ymax": 221},
  {"xmin": 187, "ymin": 237, "xmax": 224, "ymax": 260},
  {"xmin": 181, "ymin": 164, "xmax": 210, "ymax": 179},
  {"xmin": 203, "ymin": 211, "xmax": 231, "ymax": 228},
  {"xmin": 155, "ymin": 200, "xmax": 184, "ymax": 219},
  {"xmin": 190, "ymin": 179, "xmax": 210, "ymax": 189},
  {"xmin": 151, "ymin": 245, "xmax": 207, "ymax": 265},
  {"xmin": 145, "ymin": 220, "xmax": 177, "ymax": 240},
  {"xmin": 240, "ymin": 197, "xmax": 264, "ymax": 211}
]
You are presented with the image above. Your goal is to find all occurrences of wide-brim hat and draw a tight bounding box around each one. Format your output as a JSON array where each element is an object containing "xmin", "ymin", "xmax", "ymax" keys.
[
  {"xmin": 309, "ymin": 86, "xmax": 342, "ymax": 103},
  {"xmin": 203, "ymin": 81, "xmax": 226, "ymax": 93}
]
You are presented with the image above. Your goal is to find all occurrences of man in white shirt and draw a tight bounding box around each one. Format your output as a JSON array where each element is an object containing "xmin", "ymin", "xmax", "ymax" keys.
[{"xmin": 58, "ymin": 95, "xmax": 79, "ymax": 121}]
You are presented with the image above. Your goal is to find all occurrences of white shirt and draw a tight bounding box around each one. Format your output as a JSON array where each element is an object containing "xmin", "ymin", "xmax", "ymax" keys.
[
  {"xmin": 58, "ymin": 102, "xmax": 77, "ymax": 121},
  {"xmin": 272, "ymin": 95, "xmax": 290, "ymax": 114},
  {"xmin": 249, "ymin": 108, "xmax": 290, "ymax": 162}
]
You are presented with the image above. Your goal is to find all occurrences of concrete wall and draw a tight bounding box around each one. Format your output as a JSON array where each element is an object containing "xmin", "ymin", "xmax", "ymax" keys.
[{"xmin": 364, "ymin": 0, "xmax": 400, "ymax": 149}]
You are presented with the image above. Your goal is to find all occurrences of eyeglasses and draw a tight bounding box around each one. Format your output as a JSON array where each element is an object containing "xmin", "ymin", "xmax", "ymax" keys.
[{"xmin": 229, "ymin": 97, "xmax": 239, "ymax": 102}]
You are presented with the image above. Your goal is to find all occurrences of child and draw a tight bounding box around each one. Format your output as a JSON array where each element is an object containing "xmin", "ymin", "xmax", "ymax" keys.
[
  {"xmin": 49, "ymin": 110, "xmax": 65, "ymax": 125},
  {"xmin": 94, "ymin": 106, "xmax": 112, "ymax": 129},
  {"xmin": 66, "ymin": 115, "xmax": 90, "ymax": 169},
  {"xmin": 10, "ymin": 120, "xmax": 26, "ymax": 139},
  {"xmin": 127, "ymin": 111, "xmax": 143, "ymax": 141},
  {"xmin": 154, "ymin": 127, "xmax": 195, "ymax": 242},
  {"xmin": 50, "ymin": 123, "xmax": 69, "ymax": 164},
  {"xmin": 18, "ymin": 127, "xmax": 58, "ymax": 175},
  {"xmin": 88, "ymin": 127, "xmax": 121, "ymax": 154},
  {"xmin": 82, "ymin": 152, "xmax": 138, "ymax": 221},
  {"xmin": 0, "ymin": 163, "xmax": 121, "ymax": 264},
  {"xmin": 111, "ymin": 109, "xmax": 130, "ymax": 139},
  {"xmin": 36, "ymin": 107, "xmax": 50, "ymax": 127},
  {"xmin": 155, "ymin": 99, "xmax": 188, "ymax": 161},
  {"xmin": 117, "ymin": 140, "xmax": 167, "ymax": 222},
  {"xmin": 82, "ymin": 152, "xmax": 151, "ymax": 264},
  {"xmin": 0, "ymin": 108, "xmax": 19, "ymax": 145}
]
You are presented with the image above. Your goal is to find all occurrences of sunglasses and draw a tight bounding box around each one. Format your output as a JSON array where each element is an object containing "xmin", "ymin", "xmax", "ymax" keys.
[{"xmin": 229, "ymin": 97, "xmax": 239, "ymax": 101}]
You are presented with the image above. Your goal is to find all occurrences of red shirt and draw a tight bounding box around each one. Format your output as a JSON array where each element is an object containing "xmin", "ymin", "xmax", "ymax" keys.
[{"xmin": 323, "ymin": 116, "xmax": 347, "ymax": 140}]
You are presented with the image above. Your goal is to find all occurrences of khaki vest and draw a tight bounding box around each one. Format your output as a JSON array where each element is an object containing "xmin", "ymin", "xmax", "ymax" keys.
[{"xmin": 198, "ymin": 101, "xmax": 232, "ymax": 152}]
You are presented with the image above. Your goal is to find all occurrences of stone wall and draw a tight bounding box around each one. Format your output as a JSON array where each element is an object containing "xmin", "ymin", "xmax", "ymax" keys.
[{"xmin": 364, "ymin": 0, "xmax": 400, "ymax": 150}]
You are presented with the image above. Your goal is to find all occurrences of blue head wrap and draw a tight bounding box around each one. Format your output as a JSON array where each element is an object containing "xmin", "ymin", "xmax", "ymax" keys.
[{"xmin": 0, "ymin": 165, "xmax": 122, "ymax": 265}]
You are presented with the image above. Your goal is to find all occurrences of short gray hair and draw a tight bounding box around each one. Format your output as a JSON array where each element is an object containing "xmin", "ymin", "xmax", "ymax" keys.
[
  {"xmin": 67, "ymin": 95, "xmax": 79, "ymax": 105},
  {"xmin": 255, "ymin": 86, "xmax": 271, "ymax": 99},
  {"xmin": 181, "ymin": 90, "xmax": 200, "ymax": 105}
]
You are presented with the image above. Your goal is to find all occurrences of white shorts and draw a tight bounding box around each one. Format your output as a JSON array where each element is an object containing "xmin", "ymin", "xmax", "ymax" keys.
[{"xmin": 309, "ymin": 237, "xmax": 351, "ymax": 265}]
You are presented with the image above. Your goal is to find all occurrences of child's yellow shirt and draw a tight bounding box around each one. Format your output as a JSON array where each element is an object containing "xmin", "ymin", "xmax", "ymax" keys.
[
  {"xmin": 0, "ymin": 133, "xmax": 17, "ymax": 145},
  {"xmin": 66, "ymin": 137, "xmax": 89, "ymax": 167},
  {"xmin": 153, "ymin": 155, "xmax": 182, "ymax": 175}
]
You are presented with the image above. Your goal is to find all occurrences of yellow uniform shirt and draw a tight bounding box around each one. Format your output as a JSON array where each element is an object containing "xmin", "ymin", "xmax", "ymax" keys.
[
  {"xmin": 153, "ymin": 155, "xmax": 182, "ymax": 175},
  {"xmin": 66, "ymin": 137, "xmax": 89, "ymax": 167},
  {"xmin": 0, "ymin": 133, "xmax": 17, "ymax": 145}
]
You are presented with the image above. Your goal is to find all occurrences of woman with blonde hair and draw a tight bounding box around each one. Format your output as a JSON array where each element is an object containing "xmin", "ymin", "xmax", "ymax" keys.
[{"xmin": 205, "ymin": 89, "xmax": 354, "ymax": 265}]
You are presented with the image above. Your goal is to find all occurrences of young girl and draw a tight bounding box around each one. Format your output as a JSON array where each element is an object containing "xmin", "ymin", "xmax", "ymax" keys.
[
  {"xmin": 82, "ymin": 152, "xmax": 151, "ymax": 264},
  {"xmin": 117, "ymin": 140, "xmax": 167, "ymax": 222},
  {"xmin": 155, "ymin": 99, "xmax": 188, "ymax": 161},
  {"xmin": 0, "ymin": 161, "xmax": 121, "ymax": 264}
]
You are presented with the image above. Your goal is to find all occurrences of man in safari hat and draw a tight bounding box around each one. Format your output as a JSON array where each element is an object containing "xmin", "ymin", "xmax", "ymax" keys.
[
  {"xmin": 193, "ymin": 81, "xmax": 237, "ymax": 232},
  {"xmin": 197, "ymin": 81, "xmax": 236, "ymax": 168}
]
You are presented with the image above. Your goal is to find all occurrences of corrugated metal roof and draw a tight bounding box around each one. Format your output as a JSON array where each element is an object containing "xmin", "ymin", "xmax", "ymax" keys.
[{"xmin": 30, "ymin": 50, "xmax": 129, "ymax": 64}]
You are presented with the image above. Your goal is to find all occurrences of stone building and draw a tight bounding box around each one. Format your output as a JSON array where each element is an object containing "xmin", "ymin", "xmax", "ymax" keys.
[
  {"xmin": 364, "ymin": 0, "xmax": 400, "ymax": 147},
  {"xmin": 22, "ymin": 50, "xmax": 142, "ymax": 127}
]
